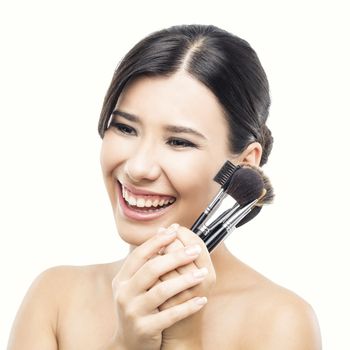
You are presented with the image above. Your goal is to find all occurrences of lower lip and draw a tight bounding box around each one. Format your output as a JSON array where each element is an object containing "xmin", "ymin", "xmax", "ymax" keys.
[{"xmin": 116, "ymin": 181, "xmax": 175, "ymax": 221}]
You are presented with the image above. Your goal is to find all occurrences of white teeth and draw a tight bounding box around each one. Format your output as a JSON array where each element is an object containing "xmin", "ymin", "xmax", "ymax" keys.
[
  {"xmin": 152, "ymin": 199, "xmax": 159, "ymax": 207},
  {"xmin": 129, "ymin": 196, "xmax": 137, "ymax": 206},
  {"xmin": 145, "ymin": 199, "xmax": 153, "ymax": 207},
  {"xmin": 136, "ymin": 198, "xmax": 145, "ymax": 207},
  {"xmin": 121, "ymin": 184, "xmax": 175, "ymax": 208}
]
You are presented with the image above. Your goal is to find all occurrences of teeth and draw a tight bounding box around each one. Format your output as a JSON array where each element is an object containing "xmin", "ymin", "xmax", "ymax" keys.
[
  {"xmin": 122, "ymin": 185, "xmax": 175, "ymax": 208},
  {"xmin": 136, "ymin": 198, "xmax": 145, "ymax": 207},
  {"xmin": 129, "ymin": 196, "xmax": 137, "ymax": 206},
  {"xmin": 152, "ymin": 199, "xmax": 159, "ymax": 207}
]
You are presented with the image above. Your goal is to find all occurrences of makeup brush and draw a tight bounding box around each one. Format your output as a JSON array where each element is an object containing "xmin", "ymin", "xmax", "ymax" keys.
[
  {"xmin": 205, "ymin": 166, "xmax": 275, "ymax": 252},
  {"xmin": 197, "ymin": 166, "xmax": 265, "ymax": 239},
  {"xmin": 206, "ymin": 195, "xmax": 263, "ymax": 252},
  {"xmin": 235, "ymin": 164, "xmax": 274, "ymax": 227},
  {"xmin": 242, "ymin": 164, "xmax": 274, "ymax": 204},
  {"xmin": 208, "ymin": 165, "xmax": 275, "ymax": 232},
  {"xmin": 191, "ymin": 160, "xmax": 240, "ymax": 232}
]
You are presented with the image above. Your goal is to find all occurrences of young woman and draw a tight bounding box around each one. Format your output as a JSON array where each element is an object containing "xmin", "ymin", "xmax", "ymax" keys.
[{"xmin": 8, "ymin": 24, "xmax": 322, "ymax": 349}]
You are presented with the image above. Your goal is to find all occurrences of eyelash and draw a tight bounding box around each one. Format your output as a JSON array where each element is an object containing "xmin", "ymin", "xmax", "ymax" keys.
[{"xmin": 109, "ymin": 122, "xmax": 198, "ymax": 149}]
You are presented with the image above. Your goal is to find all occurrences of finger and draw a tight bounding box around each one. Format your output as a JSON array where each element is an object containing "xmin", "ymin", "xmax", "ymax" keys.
[
  {"xmin": 159, "ymin": 238, "xmax": 197, "ymax": 282},
  {"xmin": 127, "ymin": 243, "xmax": 203, "ymax": 296},
  {"xmin": 157, "ymin": 227, "xmax": 212, "ymax": 310},
  {"xmin": 116, "ymin": 224, "xmax": 178, "ymax": 282},
  {"xmin": 141, "ymin": 267, "xmax": 209, "ymax": 312},
  {"xmin": 147, "ymin": 295, "xmax": 208, "ymax": 333},
  {"xmin": 176, "ymin": 226, "xmax": 213, "ymax": 273}
]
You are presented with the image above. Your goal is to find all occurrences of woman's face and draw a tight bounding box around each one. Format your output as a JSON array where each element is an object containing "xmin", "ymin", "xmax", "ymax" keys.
[{"xmin": 100, "ymin": 72, "xmax": 237, "ymax": 246}]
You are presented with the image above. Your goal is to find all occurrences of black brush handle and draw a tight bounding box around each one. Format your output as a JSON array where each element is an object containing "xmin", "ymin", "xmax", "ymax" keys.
[
  {"xmin": 206, "ymin": 199, "xmax": 259, "ymax": 252},
  {"xmin": 202, "ymin": 205, "xmax": 239, "ymax": 242},
  {"xmin": 191, "ymin": 188, "xmax": 226, "ymax": 233},
  {"xmin": 207, "ymin": 226, "xmax": 229, "ymax": 252},
  {"xmin": 191, "ymin": 212, "xmax": 207, "ymax": 232}
]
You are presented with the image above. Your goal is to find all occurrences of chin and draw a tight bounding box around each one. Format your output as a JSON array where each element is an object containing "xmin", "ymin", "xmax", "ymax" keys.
[{"xmin": 115, "ymin": 219, "xmax": 161, "ymax": 246}]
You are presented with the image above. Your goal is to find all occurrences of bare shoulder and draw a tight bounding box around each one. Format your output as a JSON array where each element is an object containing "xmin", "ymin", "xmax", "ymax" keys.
[
  {"xmin": 8, "ymin": 261, "xmax": 123, "ymax": 349},
  {"xmin": 7, "ymin": 265, "xmax": 80, "ymax": 349},
  {"xmin": 242, "ymin": 271, "xmax": 322, "ymax": 350},
  {"xmin": 36, "ymin": 260, "xmax": 124, "ymax": 300},
  {"xmin": 26, "ymin": 262, "xmax": 118, "ymax": 296}
]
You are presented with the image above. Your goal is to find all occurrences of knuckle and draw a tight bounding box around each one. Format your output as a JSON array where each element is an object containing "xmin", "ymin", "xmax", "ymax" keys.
[
  {"xmin": 115, "ymin": 291, "xmax": 126, "ymax": 308},
  {"xmin": 134, "ymin": 318, "xmax": 150, "ymax": 338},
  {"xmin": 112, "ymin": 276, "xmax": 127, "ymax": 291},
  {"xmin": 144, "ymin": 258, "xmax": 161, "ymax": 278},
  {"xmin": 124, "ymin": 303, "xmax": 138, "ymax": 321},
  {"xmin": 114, "ymin": 284, "xmax": 128, "ymax": 307},
  {"xmin": 167, "ymin": 307, "xmax": 180, "ymax": 324},
  {"xmin": 155, "ymin": 282, "xmax": 169, "ymax": 299},
  {"xmin": 169, "ymin": 251, "xmax": 181, "ymax": 265}
]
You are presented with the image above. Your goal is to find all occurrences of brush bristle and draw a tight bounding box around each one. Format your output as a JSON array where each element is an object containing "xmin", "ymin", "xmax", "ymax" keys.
[
  {"xmin": 213, "ymin": 161, "xmax": 240, "ymax": 188},
  {"xmin": 226, "ymin": 167, "xmax": 264, "ymax": 205},
  {"xmin": 236, "ymin": 206, "xmax": 262, "ymax": 227},
  {"xmin": 242, "ymin": 164, "xmax": 275, "ymax": 205}
]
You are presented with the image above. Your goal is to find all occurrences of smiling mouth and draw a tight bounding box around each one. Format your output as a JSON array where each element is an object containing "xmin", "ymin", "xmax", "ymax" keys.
[{"xmin": 118, "ymin": 181, "xmax": 177, "ymax": 213}]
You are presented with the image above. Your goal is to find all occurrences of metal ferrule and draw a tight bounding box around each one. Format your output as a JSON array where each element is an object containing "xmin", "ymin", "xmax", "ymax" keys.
[
  {"xmin": 204, "ymin": 188, "xmax": 225, "ymax": 214},
  {"xmin": 224, "ymin": 198, "xmax": 260, "ymax": 231},
  {"xmin": 198, "ymin": 195, "xmax": 238, "ymax": 236}
]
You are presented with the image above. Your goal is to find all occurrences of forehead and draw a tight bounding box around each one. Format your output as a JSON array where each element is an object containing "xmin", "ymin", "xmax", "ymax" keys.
[{"xmin": 115, "ymin": 72, "xmax": 230, "ymax": 142}]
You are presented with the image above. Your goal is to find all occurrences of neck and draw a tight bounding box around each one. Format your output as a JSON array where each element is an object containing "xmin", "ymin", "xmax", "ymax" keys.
[{"xmin": 205, "ymin": 242, "xmax": 246, "ymax": 294}]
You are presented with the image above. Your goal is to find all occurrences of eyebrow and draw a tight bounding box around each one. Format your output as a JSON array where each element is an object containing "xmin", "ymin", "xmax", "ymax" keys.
[{"xmin": 111, "ymin": 109, "xmax": 208, "ymax": 140}]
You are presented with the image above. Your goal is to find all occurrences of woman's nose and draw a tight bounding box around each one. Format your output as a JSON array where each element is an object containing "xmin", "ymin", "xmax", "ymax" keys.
[{"xmin": 123, "ymin": 146, "xmax": 162, "ymax": 183}]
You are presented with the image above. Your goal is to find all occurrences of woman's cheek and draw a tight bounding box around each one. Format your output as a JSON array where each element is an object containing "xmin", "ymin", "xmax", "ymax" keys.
[
  {"xmin": 100, "ymin": 133, "xmax": 130, "ymax": 175},
  {"xmin": 165, "ymin": 152, "xmax": 214, "ymax": 200}
]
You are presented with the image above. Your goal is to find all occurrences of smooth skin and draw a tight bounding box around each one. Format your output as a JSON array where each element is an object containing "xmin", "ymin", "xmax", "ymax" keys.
[{"xmin": 8, "ymin": 72, "xmax": 322, "ymax": 349}]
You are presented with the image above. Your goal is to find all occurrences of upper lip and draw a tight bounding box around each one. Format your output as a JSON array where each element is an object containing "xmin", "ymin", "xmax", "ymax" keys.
[{"xmin": 118, "ymin": 180, "xmax": 176, "ymax": 198}]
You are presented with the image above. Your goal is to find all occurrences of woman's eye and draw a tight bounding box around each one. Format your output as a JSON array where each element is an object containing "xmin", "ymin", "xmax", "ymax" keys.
[
  {"xmin": 110, "ymin": 122, "xmax": 136, "ymax": 135},
  {"xmin": 167, "ymin": 138, "xmax": 198, "ymax": 148}
]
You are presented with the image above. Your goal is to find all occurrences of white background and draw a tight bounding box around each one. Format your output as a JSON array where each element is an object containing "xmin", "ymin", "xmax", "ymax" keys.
[{"xmin": 1, "ymin": 0, "xmax": 349, "ymax": 348}]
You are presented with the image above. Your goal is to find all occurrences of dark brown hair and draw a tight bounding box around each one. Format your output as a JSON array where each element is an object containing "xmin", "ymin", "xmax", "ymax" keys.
[{"xmin": 98, "ymin": 24, "xmax": 273, "ymax": 165}]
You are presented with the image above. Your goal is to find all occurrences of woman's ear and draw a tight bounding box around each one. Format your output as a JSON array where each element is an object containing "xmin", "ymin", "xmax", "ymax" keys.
[{"xmin": 237, "ymin": 142, "xmax": 262, "ymax": 166}]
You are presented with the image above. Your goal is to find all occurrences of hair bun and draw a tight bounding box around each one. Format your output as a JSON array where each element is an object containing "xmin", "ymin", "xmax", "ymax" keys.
[{"xmin": 260, "ymin": 124, "xmax": 273, "ymax": 166}]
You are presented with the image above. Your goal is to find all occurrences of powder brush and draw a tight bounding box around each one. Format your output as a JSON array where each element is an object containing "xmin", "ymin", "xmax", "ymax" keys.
[
  {"xmin": 197, "ymin": 166, "xmax": 265, "ymax": 240},
  {"xmin": 204, "ymin": 166, "xmax": 275, "ymax": 252}
]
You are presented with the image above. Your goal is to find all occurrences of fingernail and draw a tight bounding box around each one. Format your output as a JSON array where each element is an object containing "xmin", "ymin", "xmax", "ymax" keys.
[
  {"xmin": 185, "ymin": 244, "xmax": 202, "ymax": 256},
  {"xmin": 192, "ymin": 267, "xmax": 208, "ymax": 279},
  {"xmin": 158, "ymin": 227, "xmax": 167, "ymax": 234},
  {"xmin": 194, "ymin": 296, "xmax": 208, "ymax": 305}
]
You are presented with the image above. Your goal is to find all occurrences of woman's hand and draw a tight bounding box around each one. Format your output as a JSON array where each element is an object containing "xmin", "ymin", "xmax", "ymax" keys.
[
  {"xmin": 157, "ymin": 225, "xmax": 217, "ymax": 348},
  {"xmin": 107, "ymin": 224, "xmax": 212, "ymax": 350}
]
